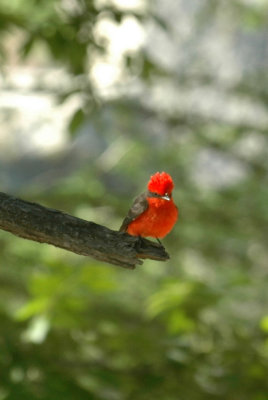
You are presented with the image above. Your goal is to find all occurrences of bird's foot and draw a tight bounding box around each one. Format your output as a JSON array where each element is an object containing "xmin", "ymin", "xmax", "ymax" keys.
[{"xmin": 156, "ymin": 238, "xmax": 163, "ymax": 246}]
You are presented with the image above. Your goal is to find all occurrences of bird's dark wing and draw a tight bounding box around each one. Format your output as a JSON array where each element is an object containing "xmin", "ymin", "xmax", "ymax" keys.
[{"xmin": 119, "ymin": 191, "xmax": 149, "ymax": 232}]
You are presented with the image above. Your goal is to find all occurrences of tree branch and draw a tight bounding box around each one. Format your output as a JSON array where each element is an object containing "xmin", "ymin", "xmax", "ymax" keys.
[{"xmin": 0, "ymin": 192, "xmax": 170, "ymax": 269}]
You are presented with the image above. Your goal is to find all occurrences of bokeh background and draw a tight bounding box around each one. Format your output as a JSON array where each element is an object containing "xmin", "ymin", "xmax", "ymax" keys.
[{"xmin": 0, "ymin": 0, "xmax": 268, "ymax": 399}]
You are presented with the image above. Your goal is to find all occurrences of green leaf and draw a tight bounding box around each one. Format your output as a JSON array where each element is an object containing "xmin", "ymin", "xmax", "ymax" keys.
[
  {"xmin": 146, "ymin": 282, "xmax": 194, "ymax": 318},
  {"xmin": 69, "ymin": 108, "xmax": 85, "ymax": 136},
  {"xmin": 260, "ymin": 315, "xmax": 268, "ymax": 332},
  {"xmin": 15, "ymin": 298, "xmax": 49, "ymax": 320}
]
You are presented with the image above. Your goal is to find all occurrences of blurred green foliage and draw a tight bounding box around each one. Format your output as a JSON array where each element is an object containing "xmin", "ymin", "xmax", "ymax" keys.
[{"xmin": 0, "ymin": 0, "xmax": 268, "ymax": 399}]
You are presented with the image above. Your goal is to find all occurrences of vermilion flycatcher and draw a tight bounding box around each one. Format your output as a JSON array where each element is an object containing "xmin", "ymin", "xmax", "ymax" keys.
[{"xmin": 119, "ymin": 172, "xmax": 178, "ymax": 239}]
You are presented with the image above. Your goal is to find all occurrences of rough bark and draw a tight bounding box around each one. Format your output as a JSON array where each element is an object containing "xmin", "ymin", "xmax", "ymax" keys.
[{"xmin": 0, "ymin": 192, "xmax": 170, "ymax": 269}]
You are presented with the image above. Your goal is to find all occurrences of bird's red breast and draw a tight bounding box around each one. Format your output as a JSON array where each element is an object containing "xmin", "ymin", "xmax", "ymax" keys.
[
  {"xmin": 120, "ymin": 172, "xmax": 178, "ymax": 239},
  {"xmin": 127, "ymin": 196, "xmax": 178, "ymax": 238}
]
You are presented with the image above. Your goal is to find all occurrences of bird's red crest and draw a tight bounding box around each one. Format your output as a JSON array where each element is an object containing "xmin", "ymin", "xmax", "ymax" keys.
[{"xmin": 148, "ymin": 172, "xmax": 174, "ymax": 195}]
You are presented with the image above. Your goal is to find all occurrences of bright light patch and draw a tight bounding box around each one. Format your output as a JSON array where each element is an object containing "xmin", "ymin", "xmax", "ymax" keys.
[
  {"xmin": 91, "ymin": 61, "xmax": 122, "ymax": 89},
  {"xmin": 22, "ymin": 316, "xmax": 50, "ymax": 344},
  {"xmin": 95, "ymin": 15, "xmax": 144, "ymax": 56},
  {"xmin": 95, "ymin": 0, "xmax": 146, "ymax": 12},
  {"xmin": 92, "ymin": 15, "xmax": 144, "ymax": 89}
]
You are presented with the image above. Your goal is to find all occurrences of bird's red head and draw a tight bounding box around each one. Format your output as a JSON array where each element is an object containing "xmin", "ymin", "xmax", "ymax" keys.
[{"xmin": 147, "ymin": 172, "xmax": 174, "ymax": 196}]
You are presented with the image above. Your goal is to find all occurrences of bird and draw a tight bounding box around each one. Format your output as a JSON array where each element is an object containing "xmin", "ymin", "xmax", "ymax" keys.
[{"xmin": 119, "ymin": 171, "xmax": 178, "ymax": 241}]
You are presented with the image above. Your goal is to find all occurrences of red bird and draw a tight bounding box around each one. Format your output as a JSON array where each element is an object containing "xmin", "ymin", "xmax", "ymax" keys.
[{"xmin": 119, "ymin": 172, "xmax": 178, "ymax": 239}]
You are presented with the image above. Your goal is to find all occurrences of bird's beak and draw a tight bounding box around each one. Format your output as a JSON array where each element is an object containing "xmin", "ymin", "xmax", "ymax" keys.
[{"xmin": 161, "ymin": 194, "xmax": 171, "ymax": 201}]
